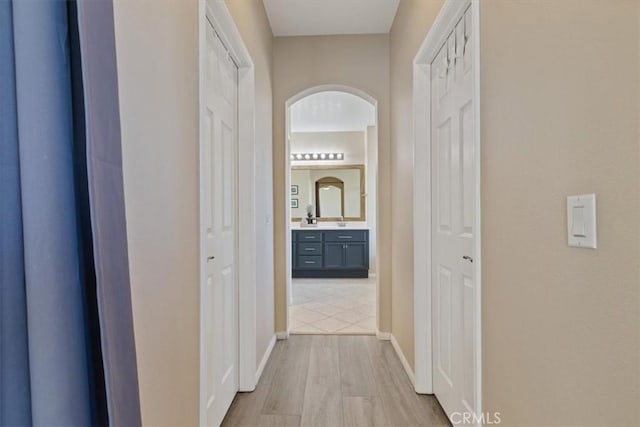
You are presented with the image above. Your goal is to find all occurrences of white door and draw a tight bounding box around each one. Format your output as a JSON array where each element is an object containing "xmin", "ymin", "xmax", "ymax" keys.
[
  {"xmin": 431, "ymin": 8, "xmax": 476, "ymax": 421},
  {"xmin": 203, "ymin": 21, "xmax": 239, "ymax": 427}
]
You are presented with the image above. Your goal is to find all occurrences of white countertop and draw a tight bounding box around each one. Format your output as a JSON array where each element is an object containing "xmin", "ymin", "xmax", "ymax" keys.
[{"xmin": 291, "ymin": 222, "xmax": 369, "ymax": 230}]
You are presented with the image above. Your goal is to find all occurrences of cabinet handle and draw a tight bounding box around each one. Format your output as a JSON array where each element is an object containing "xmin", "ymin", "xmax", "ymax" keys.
[
  {"xmin": 304, "ymin": 248, "xmax": 316, "ymax": 251},
  {"xmin": 304, "ymin": 261, "xmax": 316, "ymax": 264},
  {"xmin": 338, "ymin": 236, "xmax": 353, "ymax": 239},
  {"xmin": 305, "ymin": 236, "xmax": 316, "ymax": 239}
]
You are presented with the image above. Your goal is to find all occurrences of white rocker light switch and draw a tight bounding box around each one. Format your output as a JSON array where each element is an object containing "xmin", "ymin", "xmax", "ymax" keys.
[{"xmin": 567, "ymin": 194, "xmax": 597, "ymax": 249}]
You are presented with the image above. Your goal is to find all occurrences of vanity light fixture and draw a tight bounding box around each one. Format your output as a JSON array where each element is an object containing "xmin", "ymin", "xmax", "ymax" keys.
[{"xmin": 290, "ymin": 152, "xmax": 345, "ymax": 162}]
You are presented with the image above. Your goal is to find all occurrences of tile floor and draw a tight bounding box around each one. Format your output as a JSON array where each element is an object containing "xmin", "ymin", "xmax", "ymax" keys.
[{"xmin": 289, "ymin": 277, "xmax": 376, "ymax": 334}]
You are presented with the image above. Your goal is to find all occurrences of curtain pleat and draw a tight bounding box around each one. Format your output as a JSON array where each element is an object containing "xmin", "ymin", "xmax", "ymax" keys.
[
  {"xmin": 1, "ymin": 1, "xmax": 140, "ymax": 424},
  {"xmin": 75, "ymin": 2, "xmax": 142, "ymax": 425},
  {"xmin": 12, "ymin": 1, "xmax": 92, "ymax": 424},
  {"xmin": 67, "ymin": 1, "xmax": 109, "ymax": 425},
  {"xmin": 0, "ymin": 2, "xmax": 32, "ymax": 424}
]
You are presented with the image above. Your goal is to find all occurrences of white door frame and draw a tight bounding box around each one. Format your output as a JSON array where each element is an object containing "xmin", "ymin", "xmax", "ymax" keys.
[
  {"xmin": 283, "ymin": 85, "xmax": 380, "ymax": 336},
  {"xmin": 199, "ymin": 1, "xmax": 257, "ymax": 423},
  {"xmin": 412, "ymin": 0, "xmax": 482, "ymax": 418}
]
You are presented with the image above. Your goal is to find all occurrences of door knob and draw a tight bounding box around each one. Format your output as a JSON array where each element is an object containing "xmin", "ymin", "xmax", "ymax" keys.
[
  {"xmin": 462, "ymin": 255, "xmax": 473, "ymax": 263},
  {"xmin": 207, "ymin": 256, "xmax": 215, "ymax": 261}
]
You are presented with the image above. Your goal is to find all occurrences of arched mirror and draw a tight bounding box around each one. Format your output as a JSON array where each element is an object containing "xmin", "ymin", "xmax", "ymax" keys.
[{"xmin": 315, "ymin": 177, "xmax": 344, "ymax": 218}]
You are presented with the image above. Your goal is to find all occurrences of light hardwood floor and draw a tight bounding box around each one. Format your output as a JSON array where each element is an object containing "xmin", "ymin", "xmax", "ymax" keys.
[{"xmin": 222, "ymin": 335, "xmax": 450, "ymax": 427}]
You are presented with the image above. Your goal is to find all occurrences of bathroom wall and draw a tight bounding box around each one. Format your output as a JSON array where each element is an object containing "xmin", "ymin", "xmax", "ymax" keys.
[{"xmin": 290, "ymin": 131, "xmax": 366, "ymax": 165}]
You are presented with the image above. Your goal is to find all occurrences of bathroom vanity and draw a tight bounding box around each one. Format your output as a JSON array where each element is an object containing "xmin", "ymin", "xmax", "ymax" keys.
[{"xmin": 292, "ymin": 228, "xmax": 369, "ymax": 278}]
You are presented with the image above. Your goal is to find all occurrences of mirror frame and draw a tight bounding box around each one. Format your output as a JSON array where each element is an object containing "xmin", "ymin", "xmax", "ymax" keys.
[{"xmin": 291, "ymin": 164, "xmax": 365, "ymax": 222}]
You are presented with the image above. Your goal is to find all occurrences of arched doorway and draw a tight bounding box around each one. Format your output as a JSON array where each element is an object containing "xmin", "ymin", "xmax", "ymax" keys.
[{"xmin": 284, "ymin": 85, "xmax": 379, "ymax": 335}]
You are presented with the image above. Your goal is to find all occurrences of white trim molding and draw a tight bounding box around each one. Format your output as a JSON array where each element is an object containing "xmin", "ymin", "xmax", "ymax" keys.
[
  {"xmin": 255, "ymin": 335, "xmax": 277, "ymax": 385},
  {"xmin": 390, "ymin": 334, "xmax": 415, "ymax": 387},
  {"xmin": 199, "ymin": 0, "xmax": 258, "ymax": 423},
  {"xmin": 412, "ymin": 0, "xmax": 482, "ymax": 421},
  {"xmin": 275, "ymin": 331, "xmax": 289, "ymax": 340},
  {"xmin": 376, "ymin": 330, "xmax": 391, "ymax": 341}
]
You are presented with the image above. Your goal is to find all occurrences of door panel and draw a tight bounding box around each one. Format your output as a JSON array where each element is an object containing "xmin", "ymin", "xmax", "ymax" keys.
[
  {"xmin": 431, "ymin": 6, "xmax": 476, "ymax": 421},
  {"xmin": 203, "ymin": 21, "xmax": 238, "ymax": 427},
  {"xmin": 324, "ymin": 243, "xmax": 345, "ymax": 268},
  {"xmin": 344, "ymin": 243, "xmax": 367, "ymax": 269}
]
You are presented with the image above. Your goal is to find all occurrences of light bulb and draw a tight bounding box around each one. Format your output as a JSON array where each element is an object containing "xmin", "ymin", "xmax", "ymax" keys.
[
  {"xmin": 337, "ymin": 153, "xmax": 343, "ymax": 159},
  {"xmin": 304, "ymin": 154, "xmax": 311, "ymax": 160},
  {"xmin": 320, "ymin": 153, "xmax": 326, "ymax": 159},
  {"xmin": 328, "ymin": 153, "xmax": 335, "ymax": 160},
  {"xmin": 312, "ymin": 153, "xmax": 318, "ymax": 160},
  {"xmin": 296, "ymin": 154, "xmax": 303, "ymax": 160},
  {"xmin": 290, "ymin": 154, "xmax": 295, "ymax": 160}
]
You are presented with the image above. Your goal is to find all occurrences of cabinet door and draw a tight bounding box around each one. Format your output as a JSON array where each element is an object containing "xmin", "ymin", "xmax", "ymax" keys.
[
  {"xmin": 324, "ymin": 243, "xmax": 345, "ymax": 268},
  {"xmin": 344, "ymin": 243, "xmax": 367, "ymax": 269},
  {"xmin": 292, "ymin": 242, "xmax": 297, "ymax": 269}
]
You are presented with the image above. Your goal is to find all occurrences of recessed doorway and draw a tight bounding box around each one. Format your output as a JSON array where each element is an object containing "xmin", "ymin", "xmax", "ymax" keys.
[{"xmin": 284, "ymin": 88, "xmax": 379, "ymax": 335}]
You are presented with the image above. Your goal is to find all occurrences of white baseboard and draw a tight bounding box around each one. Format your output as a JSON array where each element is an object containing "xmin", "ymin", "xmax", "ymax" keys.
[
  {"xmin": 376, "ymin": 330, "xmax": 391, "ymax": 340},
  {"xmin": 254, "ymin": 335, "xmax": 276, "ymax": 385},
  {"xmin": 275, "ymin": 331, "xmax": 289, "ymax": 340},
  {"xmin": 391, "ymin": 334, "xmax": 415, "ymax": 387}
]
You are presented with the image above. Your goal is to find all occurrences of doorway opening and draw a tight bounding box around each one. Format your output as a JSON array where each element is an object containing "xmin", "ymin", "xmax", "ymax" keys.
[{"xmin": 284, "ymin": 87, "xmax": 379, "ymax": 335}]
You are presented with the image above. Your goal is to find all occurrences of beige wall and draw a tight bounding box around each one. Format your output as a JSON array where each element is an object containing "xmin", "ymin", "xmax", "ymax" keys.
[
  {"xmin": 272, "ymin": 34, "xmax": 392, "ymax": 333},
  {"xmin": 389, "ymin": 0, "xmax": 445, "ymax": 370},
  {"xmin": 113, "ymin": 0, "xmax": 200, "ymax": 425},
  {"xmin": 480, "ymin": 1, "xmax": 640, "ymax": 425},
  {"xmin": 224, "ymin": 0, "xmax": 275, "ymax": 371}
]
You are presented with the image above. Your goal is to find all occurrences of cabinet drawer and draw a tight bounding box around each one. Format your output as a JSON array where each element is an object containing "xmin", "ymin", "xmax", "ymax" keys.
[
  {"xmin": 324, "ymin": 230, "xmax": 367, "ymax": 242},
  {"xmin": 298, "ymin": 243, "xmax": 322, "ymax": 255},
  {"xmin": 295, "ymin": 231, "xmax": 323, "ymax": 242},
  {"xmin": 297, "ymin": 255, "xmax": 323, "ymax": 269}
]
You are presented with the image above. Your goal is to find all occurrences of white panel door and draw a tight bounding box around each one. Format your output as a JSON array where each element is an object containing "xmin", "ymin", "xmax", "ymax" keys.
[
  {"xmin": 203, "ymin": 21, "xmax": 239, "ymax": 427},
  {"xmin": 431, "ymin": 7, "xmax": 476, "ymax": 421}
]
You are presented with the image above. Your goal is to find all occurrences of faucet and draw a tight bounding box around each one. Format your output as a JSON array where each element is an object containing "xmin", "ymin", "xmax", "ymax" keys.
[{"xmin": 337, "ymin": 216, "xmax": 347, "ymax": 227}]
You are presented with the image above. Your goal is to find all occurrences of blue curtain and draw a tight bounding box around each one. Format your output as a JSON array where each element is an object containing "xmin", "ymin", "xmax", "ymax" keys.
[{"xmin": 0, "ymin": 1, "xmax": 141, "ymax": 425}]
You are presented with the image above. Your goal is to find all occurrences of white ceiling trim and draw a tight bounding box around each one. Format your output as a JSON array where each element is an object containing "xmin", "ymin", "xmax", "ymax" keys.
[{"xmin": 262, "ymin": 0, "xmax": 400, "ymax": 37}]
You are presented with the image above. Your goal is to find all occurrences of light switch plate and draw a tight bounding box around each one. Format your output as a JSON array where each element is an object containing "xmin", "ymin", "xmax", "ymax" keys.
[{"xmin": 567, "ymin": 194, "xmax": 597, "ymax": 249}]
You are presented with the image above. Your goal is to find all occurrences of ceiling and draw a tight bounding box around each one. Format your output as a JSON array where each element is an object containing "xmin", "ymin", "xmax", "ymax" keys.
[
  {"xmin": 262, "ymin": 0, "xmax": 400, "ymax": 37},
  {"xmin": 290, "ymin": 91, "xmax": 376, "ymax": 133}
]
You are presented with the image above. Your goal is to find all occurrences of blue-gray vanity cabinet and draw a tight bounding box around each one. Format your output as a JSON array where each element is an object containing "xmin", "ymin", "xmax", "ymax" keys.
[{"xmin": 292, "ymin": 229, "xmax": 369, "ymax": 278}]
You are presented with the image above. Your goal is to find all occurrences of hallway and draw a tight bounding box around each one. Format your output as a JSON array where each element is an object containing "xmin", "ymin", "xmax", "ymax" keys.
[{"xmin": 222, "ymin": 335, "xmax": 449, "ymax": 426}]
